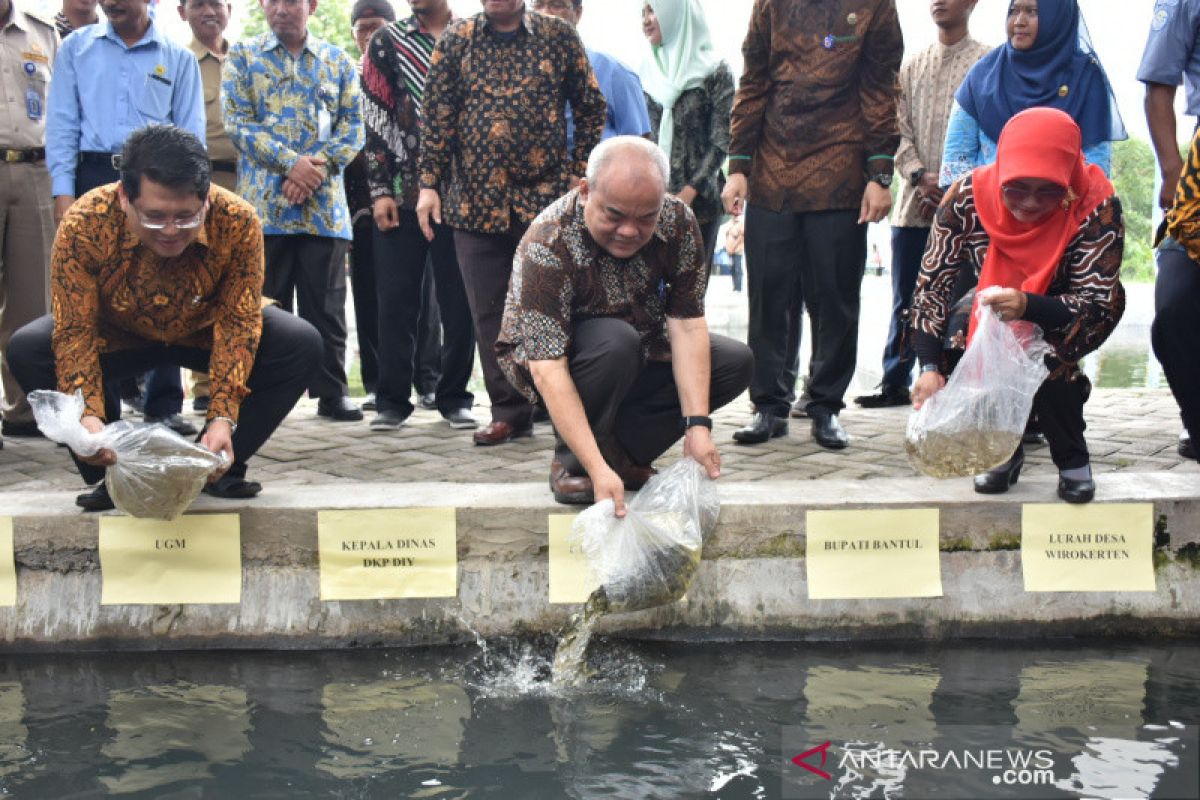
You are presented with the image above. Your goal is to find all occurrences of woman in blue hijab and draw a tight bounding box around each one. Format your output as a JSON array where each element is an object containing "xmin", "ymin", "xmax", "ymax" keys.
[{"xmin": 939, "ymin": 0, "xmax": 1125, "ymax": 188}]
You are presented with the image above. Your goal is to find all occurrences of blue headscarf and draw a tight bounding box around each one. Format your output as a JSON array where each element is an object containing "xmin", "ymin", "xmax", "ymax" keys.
[{"xmin": 955, "ymin": 0, "xmax": 1125, "ymax": 150}]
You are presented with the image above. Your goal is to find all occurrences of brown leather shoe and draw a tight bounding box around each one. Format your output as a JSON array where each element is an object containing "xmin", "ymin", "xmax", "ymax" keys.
[
  {"xmin": 473, "ymin": 420, "xmax": 533, "ymax": 446},
  {"xmin": 599, "ymin": 438, "xmax": 657, "ymax": 490},
  {"xmin": 550, "ymin": 459, "xmax": 594, "ymax": 504}
]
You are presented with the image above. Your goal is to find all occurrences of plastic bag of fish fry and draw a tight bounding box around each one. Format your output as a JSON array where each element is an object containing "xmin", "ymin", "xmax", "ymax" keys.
[
  {"xmin": 906, "ymin": 291, "xmax": 1052, "ymax": 478},
  {"xmin": 570, "ymin": 458, "xmax": 719, "ymax": 614},
  {"xmin": 29, "ymin": 390, "xmax": 225, "ymax": 520}
]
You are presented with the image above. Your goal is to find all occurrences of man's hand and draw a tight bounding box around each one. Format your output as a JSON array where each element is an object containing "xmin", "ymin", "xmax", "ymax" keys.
[
  {"xmin": 683, "ymin": 427, "xmax": 720, "ymax": 478},
  {"xmin": 373, "ymin": 196, "xmax": 400, "ymax": 231},
  {"xmin": 916, "ymin": 172, "xmax": 944, "ymax": 218},
  {"xmin": 1161, "ymin": 156, "xmax": 1185, "ymax": 211},
  {"xmin": 859, "ymin": 181, "xmax": 892, "ymax": 224},
  {"xmin": 979, "ymin": 287, "xmax": 1027, "ymax": 322},
  {"xmin": 200, "ymin": 419, "xmax": 234, "ymax": 480},
  {"xmin": 288, "ymin": 155, "xmax": 327, "ymax": 193},
  {"xmin": 75, "ymin": 414, "xmax": 117, "ymax": 466},
  {"xmin": 53, "ymin": 195, "xmax": 75, "ymax": 226},
  {"xmin": 721, "ymin": 173, "xmax": 747, "ymax": 216},
  {"xmin": 911, "ymin": 370, "xmax": 946, "ymax": 410},
  {"xmin": 677, "ymin": 185, "xmax": 698, "ymax": 207},
  {"xmin": 416, "ymin": 188, "xmax": 441, "ymax": 241},
  {"xmin": 282, "ymin": 178, "xmax": 312, "ymax": 206},
  {"xmin": 591, "ymin": 464, "xmax": 626, "ymax": 518}
]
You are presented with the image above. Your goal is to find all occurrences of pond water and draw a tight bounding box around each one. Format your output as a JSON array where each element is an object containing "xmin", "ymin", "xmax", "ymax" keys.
[{"xmin": 0, "ymin": 639, "xmax": 1195, "ymax": 799}]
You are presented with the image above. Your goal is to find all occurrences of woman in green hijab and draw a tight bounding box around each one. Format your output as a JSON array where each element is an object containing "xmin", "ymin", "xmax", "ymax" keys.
[{"xmin": 640, "ymin": 0, "xmax": 735, "ymax": 268}]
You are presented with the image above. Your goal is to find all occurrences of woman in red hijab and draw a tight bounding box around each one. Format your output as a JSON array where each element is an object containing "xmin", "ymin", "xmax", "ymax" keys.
[{"xmin": 908, "ymin": 107, "xmax": 1125, "ymax": 503}]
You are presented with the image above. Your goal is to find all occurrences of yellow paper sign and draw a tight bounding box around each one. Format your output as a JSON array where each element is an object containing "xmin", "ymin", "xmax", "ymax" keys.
[
  {"xmin": 99, "ymin": 515, "xmax": 241, "ymax": 605},
  {"xmin": 317, "ymin": 508, "xmax": 456, "ymax": 600},
  {"xmin": 0, "ymin": 518, "xmax": 15, "ymax": 607},
  {"xmin": 806, "ymin": 509, "xmax": 942, "ymax": 599},
  {"xmin": 1021, "ymin": 503, "xmax": 1155, "ymax": 592},
  {"xmin": 548, "ymin": 513, "xmax": 599, "ymax": 604}
]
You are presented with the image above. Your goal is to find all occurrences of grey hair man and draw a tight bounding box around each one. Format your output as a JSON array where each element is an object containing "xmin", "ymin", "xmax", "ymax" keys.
[{"xmin": 496, "ymin": 136, "xmax": 753, "ymax": 512}]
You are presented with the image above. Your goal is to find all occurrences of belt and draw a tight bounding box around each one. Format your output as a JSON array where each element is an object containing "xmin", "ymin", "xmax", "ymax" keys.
[
  {"xmin": 1, "ymin": 147, "xmax": 45, "ymax": 164},
  {"xmin": 79, "ymin": 151, "xmax": 118, "ymax": 168},
  {"xmin": 210, "ymin": 159, "xmax": 237, "ymax": 173}
]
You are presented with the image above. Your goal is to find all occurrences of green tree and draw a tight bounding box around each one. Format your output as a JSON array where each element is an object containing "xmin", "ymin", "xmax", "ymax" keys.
[
  {"xmin": 1111, "ymin": 137, "xmax": 1157, "ymax": 283},
  {"xmin": 240, "ymin": 0, "xmax": 357, "ymax": 56}
]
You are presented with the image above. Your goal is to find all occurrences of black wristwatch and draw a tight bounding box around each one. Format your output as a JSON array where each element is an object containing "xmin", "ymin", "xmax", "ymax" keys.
[
  {"xmin": 681, "ymin": 415, "xmax": 713, "ymax": 431},
  {"xmin": 910, "ymin": 168, "xmax": 926, "ymax": 187},
  {"xmin": 869, "ymin": 172, "xmax": 893, "ymax": 188}
]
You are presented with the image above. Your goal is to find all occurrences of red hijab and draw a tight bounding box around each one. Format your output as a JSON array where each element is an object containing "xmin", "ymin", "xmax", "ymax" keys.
[{"xmin": 969, "ymin": 107, "xmax": 1114, "ymax": 338}]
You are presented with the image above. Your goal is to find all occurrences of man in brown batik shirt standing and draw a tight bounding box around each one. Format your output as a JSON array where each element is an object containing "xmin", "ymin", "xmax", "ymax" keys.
[
  {"xmin": 416, "ymin": 0, "xmax": 605, "ymax": 447},
  {"xmin": 723, "ymin": 0, "xmax": 902, "ymax": 451}
]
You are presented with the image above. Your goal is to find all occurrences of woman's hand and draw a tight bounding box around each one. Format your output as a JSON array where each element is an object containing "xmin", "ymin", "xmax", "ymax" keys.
[
  {"xmin": 911, "ymin": 370, "xmax": 946, "ymax": 410},
  {"xmin": 979, "ymin": 287, "xmax": 1028, "ymax": 322}
]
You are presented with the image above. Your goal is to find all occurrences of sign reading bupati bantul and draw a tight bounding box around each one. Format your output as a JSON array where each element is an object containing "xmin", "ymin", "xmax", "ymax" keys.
[
  {"xmin": 1021, "ymin": 503, "xmax": 1155, "ymax": 593},
  {"xmin": 317, "ymin": 509, "xmax": 457, "ymax": 600},
  {"xmin": 805, "ymin": 509, "xmax": 942, "ymax": 600}
]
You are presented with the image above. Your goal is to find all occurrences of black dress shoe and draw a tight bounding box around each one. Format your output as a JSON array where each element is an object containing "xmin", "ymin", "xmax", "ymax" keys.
[
  {"xmin": 1, "ymin": 419, "xmax": 43, "ymax": 438},
  {"xmin": 202, "ymin": 475, "xmax": 263, "ymax": 499},
  {"xmin": 145, "ymin": 413, "xmax": 198, "ymax": 437},
  {"xmin": 1179, "ymin": 430, "xmax": 1195, "ymax": 460},
  {"xmin": 974, "ymin": 449, "xmax": 1024, "ymax": 494},
  {"xmin": 810, "ymin": 410, "xmax": 849, "ymax": 449},
  {"xmin": 733, "ymin": 412, "xmax": 787, "ymax": 445},
  {"xmin": 76, "ymin": 483, "xmax": 115, "ymax": 512},
  {"xmin": 1057, "ymin": 474, "xmax": 1095, "ymax": 504},
  {"xmin": 853, "ymin": 386, "xmax": 910, "ymax": 408},
  {"xmin": 316, "ymin": 396, "xmax": 364, "ymax": 421}
]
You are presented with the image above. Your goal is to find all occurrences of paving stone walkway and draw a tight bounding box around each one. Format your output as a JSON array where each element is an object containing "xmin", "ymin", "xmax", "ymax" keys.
[{"xmin": 0, "ymin": 387, "xmax": 1193, "ymax": 494}]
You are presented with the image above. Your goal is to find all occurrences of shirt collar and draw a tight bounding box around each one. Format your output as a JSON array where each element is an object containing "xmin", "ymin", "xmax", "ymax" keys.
[
  {"xmin": 188, "ymin": 35, "xmax": 227, "ymax": 61},
  {"xmin": 99, "ymin": 18, "xmax": 163, "ymax": 49},
  {"xmin": 259, "ymin": 30, "xmax": 317, "ymax": 57},
  {"xmin": 401, "ymin": 11, "xmax": 457, "ymax": 35},
  {"xmin": 480, "ymin": 6, "xmax": 533, "ymax": 36},
  {"xmin": 3, "ymin": 6, "xmax": 31, "ymax": 32}
]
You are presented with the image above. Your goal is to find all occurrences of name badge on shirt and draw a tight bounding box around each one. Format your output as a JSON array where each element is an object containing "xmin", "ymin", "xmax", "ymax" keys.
[
  {"xmin": 25, "ymin": 89, "xmax": 42, "ymax": 122},
  {"xmin": 317, "ymin": 106, "xmax": 332, "ymax": 142}
]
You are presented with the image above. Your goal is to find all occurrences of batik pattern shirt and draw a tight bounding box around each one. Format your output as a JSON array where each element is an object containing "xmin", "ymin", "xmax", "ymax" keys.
[
  {"xmin": 51, "ymin": 184, "xmax": 264, "ymax": 424},
  {"xmin": 728, "ymin": 0, "xmax": 903, "ymax": 213},
  {"xmin": 911, "ymin": 176, "xmax": 1125, "ymax": 367},
  {"xmin": 496, "ymin": 190, "xmax": 707, "ymax": 403},
  {"xmin": 362, "ymin": 15, "xmax": 441, "ymax": 210},
  {"xmin": 418, "ymin": 11, "xmax": 606, "ymax": 234},
  {"xmin": 645, "ymin": 63, "xmax": 735, "ymax": 226},
  {"xmin": 223, "ymin": 32, "xmax": 364, "ymax": 240}
]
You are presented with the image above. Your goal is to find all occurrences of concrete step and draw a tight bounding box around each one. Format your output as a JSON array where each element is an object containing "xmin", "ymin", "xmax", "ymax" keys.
[{"xmin": 1, "ymin": 473, "xmax": 1199, "ymax": 651}]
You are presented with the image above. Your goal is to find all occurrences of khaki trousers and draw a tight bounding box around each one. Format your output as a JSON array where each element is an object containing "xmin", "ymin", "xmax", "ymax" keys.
[{"xmin": 0, "ymin": 161, "xmax": 53, "ymax": 424}]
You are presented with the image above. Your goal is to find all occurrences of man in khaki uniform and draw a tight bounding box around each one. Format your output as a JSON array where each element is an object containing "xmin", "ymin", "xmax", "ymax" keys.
[
  {"xmin": 0, "ymin": 0, "xmax": 57, "ymax": 443},
  {"xmin": 179, "ymin": 0, "xmax": 234, "ymax": 413}
]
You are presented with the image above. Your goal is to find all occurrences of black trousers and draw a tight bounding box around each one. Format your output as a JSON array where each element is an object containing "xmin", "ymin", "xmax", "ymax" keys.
[
  {"xmin": 453, "ymin": 224, "xmax": 531, "ymax": 428},
  {"xmin": 555, "ymin": 318, "xmax": 754, "ymax": 474},
  {"xmin": 263, "ymin": 234, "xmax": 350, "ymax": 399},
  {"xmin": 348, "ymin": 215, "xmax": 379, "ymax": 394},
  {"xmin": 413, "ymin": 260, "xmax": 443, "ymax": 397},
  {"xmin": 77, "ymin": 157, "xmax": 184, "ymax": 418},
  {"xmin": 881, "ymin": 226, "xmax": 931, "ymax": 389},
  {"xmin": 1030, "ymin": 375, "xmax": 1090, "ymax": 470},
  {"xmin": 8, "ymin": 306, "xmax": 321, "ymax": 485},
  {"xmin": 1152, "ymin": 244, "xmax": 1200, "ymax": 458},
  {"xmin": 373, "ymin": 211, "xmax": 475, "ymax": 416},
  {"xmin": 745, "ymin": 205, "xmax": 866, "ymax": 416}
]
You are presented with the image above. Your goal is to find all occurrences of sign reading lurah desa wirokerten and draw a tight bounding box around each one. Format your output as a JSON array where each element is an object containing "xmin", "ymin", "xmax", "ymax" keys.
[
  {"xmin": 1021, "ymin": 503, "xmax": 1155, "ymax": 592},
  {"xmin": 317, "ymin": 508, "xmax": 457, "ymax": 600},
  {"xmin": 805, "ymin": 509, "xmax": 942, "ymax": 600}
]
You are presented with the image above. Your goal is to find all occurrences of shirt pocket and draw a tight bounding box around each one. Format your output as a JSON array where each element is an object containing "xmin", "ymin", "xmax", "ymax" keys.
[{"xmin": 136, "ymin": 73, "xmax": 173, "ymax": 121}]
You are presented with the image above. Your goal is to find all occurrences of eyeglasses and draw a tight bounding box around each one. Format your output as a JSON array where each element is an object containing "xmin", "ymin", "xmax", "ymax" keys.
[
  {"xmin": 1001, "ymin": 184, "xmax": 1067, "ymax": 205},
  {"xmin": 129, "ymin": 202, "xmax": 208, "ymax": 231}
]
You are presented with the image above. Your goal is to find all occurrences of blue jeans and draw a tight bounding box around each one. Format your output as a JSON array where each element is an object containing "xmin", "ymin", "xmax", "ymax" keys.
[{"xmin": 880, "ymin": 226, "xmax": 930, "ymax": 389}]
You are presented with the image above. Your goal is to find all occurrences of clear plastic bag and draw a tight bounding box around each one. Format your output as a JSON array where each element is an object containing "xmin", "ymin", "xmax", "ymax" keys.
[
  {"xmin": 29, "ymin": 390, "xmax": 225, "ymax": 519},
  {"xmin": 906, "ymin": 291, "xmax": 1053, "ymax": 478},
  {"xmin": 570, "ymin": 458, "xmax": 719, "ymax": 614}
]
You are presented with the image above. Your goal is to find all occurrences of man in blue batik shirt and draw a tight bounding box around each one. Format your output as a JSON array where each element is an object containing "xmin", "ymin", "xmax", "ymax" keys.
[
  {"xmin": 46, "ymin": 0, "xmax": 205, "ymax": 436},
  {"xmin": 531, "ymin": 0, "xmax": 650, "ymax": 150},
  {"xmin": 1139, "ymin": 0, "xmax": 1200, "ymax": 460},
  {"xmin": 224, "ymin": 0, "xmax": 365, "ymax": 422}
]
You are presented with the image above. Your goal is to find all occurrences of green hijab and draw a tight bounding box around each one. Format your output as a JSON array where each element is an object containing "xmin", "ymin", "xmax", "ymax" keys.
[{"xmin": 639, "ymin": 0, "xmax": 722, "ymax": 162}]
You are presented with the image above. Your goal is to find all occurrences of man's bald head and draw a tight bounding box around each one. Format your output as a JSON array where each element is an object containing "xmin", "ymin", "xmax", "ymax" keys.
[{"xmin": 580, "ymin": 137, "xmax": 670, "ymax": 259}]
